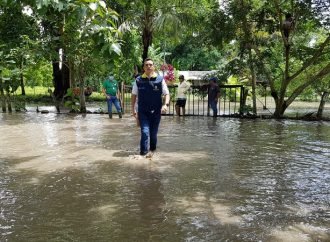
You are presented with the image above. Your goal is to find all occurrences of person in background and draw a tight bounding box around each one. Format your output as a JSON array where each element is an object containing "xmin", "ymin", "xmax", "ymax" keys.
[
  {"xmin": 175, "ymin": 74, "xmax": 191, "ymax": 116},
  {"xmin": 131, "ymin": 72, "xmax": 140, "ymax": 127},
  {"xmin": 208, "ymin": 77, "xmax": 220, "ymax": 117},
  {"xmin": 102, "ymin": 75, "xmax": 122, "ymax": 119},
  {"xmin": 131, "ymin": 58, "xmax": 170, "ymax": 157}
]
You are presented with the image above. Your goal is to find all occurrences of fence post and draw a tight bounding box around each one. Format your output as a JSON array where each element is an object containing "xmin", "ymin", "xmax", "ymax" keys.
[
  {"xmin": 207, "ymin": 86, "xmax": 210, "ymax": 116},
  {"xmin": 239, "ymin": 86, "xmax": 244, "ymax": 115},
  {"xmin": 120, "ymin": 82, "xmax": 125, "ymax": 113}
]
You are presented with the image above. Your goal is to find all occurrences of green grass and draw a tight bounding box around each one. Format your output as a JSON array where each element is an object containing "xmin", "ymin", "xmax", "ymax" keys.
[
  {"xmin": 13, "ymin": 86, "xmax": 105, "ymax": 103},
  {"xmin": 16, "ymin": 86, "xmax": 51, "ymax": 95}
]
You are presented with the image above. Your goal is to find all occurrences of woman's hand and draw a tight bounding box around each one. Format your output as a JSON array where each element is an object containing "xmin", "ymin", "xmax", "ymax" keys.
[{"xmin": 161, "ymin": 105, "xmax": 168, "ymax": 113}]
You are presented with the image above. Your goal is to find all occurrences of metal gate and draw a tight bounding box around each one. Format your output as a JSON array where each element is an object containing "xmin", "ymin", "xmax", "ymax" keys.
[{"xmin": 121, "ymin": 84, "xmax": 245, "ymax": 117}]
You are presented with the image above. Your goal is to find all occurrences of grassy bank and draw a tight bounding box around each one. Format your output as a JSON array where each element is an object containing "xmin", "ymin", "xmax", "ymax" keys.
[
  {"xmin": 13, "ymin": 86, "xmax": 105, "ymax": 104},
  {"xmin": 7, "ymin": 86, "xmax": 329, "ymax": 119}
]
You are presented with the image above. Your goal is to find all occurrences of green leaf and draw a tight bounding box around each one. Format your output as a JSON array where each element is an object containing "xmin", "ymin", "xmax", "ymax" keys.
[
  {"xmin": 58, "ymin": 2, "xmax": 64, "ymax": 11},
  {"xmin": 111, "ymin": 43, "xmax": 121, "ymax": 55},
  {"xmin": 65, "ymin": 88, "xmax": 73, "ymax": 97},
  {"xmin": 99, "ymin": 1, "xmax": 106, "ymax": 10},
  {"xmin": 89, "ymin": 3, "xmax": 97, "ymax": 11},
  {"xmin": 64, "ymin": 100, "xmax": 74, "ymax": 107}
]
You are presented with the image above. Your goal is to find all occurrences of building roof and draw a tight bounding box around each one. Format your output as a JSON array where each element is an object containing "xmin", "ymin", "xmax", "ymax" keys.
[
  {"xmin": 177, "ymin": 70, "xmax": 217, "ymax": 85},
  {"xmin": 178, "ymin": 70, "xmax": 217, "ymax": 81}
]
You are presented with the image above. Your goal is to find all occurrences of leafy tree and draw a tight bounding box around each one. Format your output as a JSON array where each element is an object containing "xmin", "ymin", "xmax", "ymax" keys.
[
  {"xmin": 267, "ymin": 0, "xmax": 330, "ymax": 117},
  {"xmin": 317, "ymin": 80, "xmax": 330, "ymax": 118},
  {"xmin": 110, "ymin": 0, "xmax": 211, "ymax": 64},
  {"xmin": 22, "ymin": 0, "xmax": 122, "ymax": 112},
  {"xmin": 210, "ymin": 0, "xmax": 330, "ymax": 118},
  {"xmin": 24, "ymin": 58, "xmax": 53, "ymax": 88},
  {"xmin": 309, "ymin": 47, "xmax": 330, "ymax": 118},
  {"xmin": 112, "ymin": 29, "xmax": 142, "ymax": 84},
  {"xmin": 10, "ymin": 35, "xmax": 41, "ymax": 95},
  {"xmin": 169, "ymin": 38, "xmax": 223, "ymax": 71},
  {"xmin": 0, "ymin": 1, "xmax": 39, "ymax": 96},
  {"xmin": 0, "ymin": 49, "xmax": 20, "ymax": 112}
]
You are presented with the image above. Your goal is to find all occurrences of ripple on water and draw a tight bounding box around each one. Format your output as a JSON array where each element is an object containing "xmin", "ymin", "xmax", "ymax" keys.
[{"xmin": 0, "ymin": 114, "xmax": 329, "ymax": 241}]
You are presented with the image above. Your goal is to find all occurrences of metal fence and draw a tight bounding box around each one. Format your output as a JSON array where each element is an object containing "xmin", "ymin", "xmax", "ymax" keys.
[{"xmin": 121, "ymin": 84, "xmax": 245, "ymax": 117}]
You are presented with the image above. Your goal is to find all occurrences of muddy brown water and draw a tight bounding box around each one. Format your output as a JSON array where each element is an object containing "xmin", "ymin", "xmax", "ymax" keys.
[{"xmin": 0, "ymin": 113, "xmax": 329, "ymax": 241}]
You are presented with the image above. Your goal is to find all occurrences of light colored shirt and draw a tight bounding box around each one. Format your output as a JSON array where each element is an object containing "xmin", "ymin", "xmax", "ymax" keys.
[{"xmin": 177, "ymin": 81, "xmax": 191, "ymax": 99}]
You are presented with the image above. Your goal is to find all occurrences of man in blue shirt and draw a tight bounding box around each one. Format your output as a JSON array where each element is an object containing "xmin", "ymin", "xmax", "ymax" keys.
[
  {"xmin": 208, "ymin": 77, "xmax": 220, "ymax": 117},
  {"xmin": 131, "ymin": 58, "xmax": 170, "ymax": 157}
]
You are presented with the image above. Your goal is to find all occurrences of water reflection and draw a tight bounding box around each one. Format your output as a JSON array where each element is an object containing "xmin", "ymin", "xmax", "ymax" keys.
[{"xmin": 0, "ymin": 113, "xmax": 329, "ymax": 241}]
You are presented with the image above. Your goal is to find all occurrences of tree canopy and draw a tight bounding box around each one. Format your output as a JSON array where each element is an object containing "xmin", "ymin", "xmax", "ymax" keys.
[{"xmin": 0, "ymin": 0, "xmax": 329, "ymax": 117}]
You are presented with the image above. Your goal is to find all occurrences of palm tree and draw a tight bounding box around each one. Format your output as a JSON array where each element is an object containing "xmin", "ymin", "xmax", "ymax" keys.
[{"xmin": 113, "ymin": 0, "xmax": 193, "ymax": 63}]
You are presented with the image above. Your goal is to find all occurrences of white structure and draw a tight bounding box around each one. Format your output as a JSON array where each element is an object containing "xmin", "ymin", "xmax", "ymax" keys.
[{"xmin": 178, "ymin": 70, "xmax": 217, "ymax": 86}]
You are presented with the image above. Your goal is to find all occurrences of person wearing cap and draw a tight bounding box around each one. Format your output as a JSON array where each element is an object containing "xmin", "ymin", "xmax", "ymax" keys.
[
  {"xmin": 208, "ymin": 77, "xmax": 220, "ymax": 117},
  {"xmin": 175, "ymin": 75, "xmax": 191, "ymax": 116},
  {"xmin": 102, "ymin": 75, "xmax": 122, "ymax": 119},
  {"xmin": 131, "ymin": 58, "xmax": 170, "ymax": 157}
]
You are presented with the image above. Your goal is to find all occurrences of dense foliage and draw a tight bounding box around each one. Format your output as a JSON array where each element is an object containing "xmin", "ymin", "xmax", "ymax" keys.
[{"xmin": 0, "ymin": 0, "xmax": 329, "ymax": 117}]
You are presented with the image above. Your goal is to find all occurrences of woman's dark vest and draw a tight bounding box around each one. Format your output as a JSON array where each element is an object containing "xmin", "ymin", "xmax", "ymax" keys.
[{"xmin": 136, "ymin": 75, "xmax": 163, "ymax": 113}]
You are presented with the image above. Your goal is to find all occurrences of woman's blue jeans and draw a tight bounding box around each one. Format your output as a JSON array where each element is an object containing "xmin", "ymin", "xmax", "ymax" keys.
[
  {"xmin": 138, "ymin": 110, "xmax": 161, "ymax": 155},
  {"xmin": 209, "ymin": 100, "xmax": 218, "ymax": 117},
  {"xmin": 106, "ymin": 96, "xmax": 121, "ymax": 114}
]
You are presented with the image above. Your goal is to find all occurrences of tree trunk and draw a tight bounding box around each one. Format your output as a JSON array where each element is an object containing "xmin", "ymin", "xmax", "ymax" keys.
[
  {"xmin": 6, "ymin": 91, "xmax": 12, "ymax": 112},
  {"xmin": 142, "ymin": 28, "xmax": 152, "ymax": 62},
  {"xmin": 53, "ymin": 61, "xmax": 70, "ymax": 99},
  {"xmin": 248, "ymin": 49, "xmax": 257, "ymax": 114},
  {"xmin": 273, "ymin": 99, "xmax": 288, "ymax": 118},
  {"xmin": 68, "ymin": 59, "xmax": 75, "ymax": 111},
  {"xmin": 273, "ymin": 35, "xmax": 291, "ymax": 118},
  {"xmin": 52, "ymin": 53, "xmax": 70, "ymax": 113},
  {"xmin": 79, "ymin": 87, "xmax": 86, "ymax": 113},
  {"xmin": 0, "ymin": 75, "xmax": 6, "ymax": 112},
  {"xmin": 79, "ymin": 78, "xmax": 86, "ymax": 113},
  {"xmin": 317, "ymin": 91, "xmax": 329, "ymax": 119},
  {"xmin": 78, "ymin": 64, "xmax": 86, "ymax": 113},
  {"xmin": 52, "ymin": 61, "xmax": 62, "ymax": 97},
  {"xmin": 42, "ymin": 15, "xmax": 70, "ymax": 105},
  {"xmin": 242, "ymin": 88, "xmax": 249, "ymax": 106},
  {"xmin": 20, "ymin": 62, "xmax": 25, "ymax": 95},
  {"xmin": 240, "ymin": 0, "xmax": 256, "ymax": 114},
  {"xmin": 142, "ymin": 5, "xmax": 153, "ymax": 62},
  {"xmin": 0, "ymin": 88, "xmax": 6, "ymax": 113}
]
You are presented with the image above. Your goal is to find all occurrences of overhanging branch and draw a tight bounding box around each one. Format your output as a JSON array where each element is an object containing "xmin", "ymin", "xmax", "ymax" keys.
[
  {"xmin": 288, "ymin": 34, "xmax": 330, "ymax": 82},
  {"xmin": 286, "ymin": 62, "xmax": 330, "ymax": 105}
]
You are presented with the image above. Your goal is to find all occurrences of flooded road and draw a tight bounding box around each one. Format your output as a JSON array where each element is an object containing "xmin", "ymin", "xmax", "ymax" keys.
[{"xmin": 0, "ymin": 113, "xmax": 329, "ymax": 242}]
